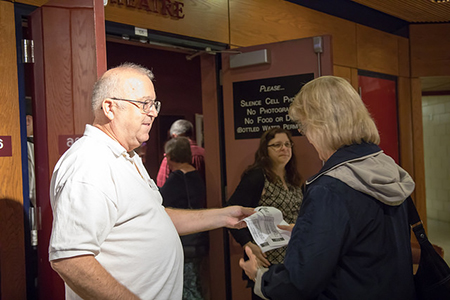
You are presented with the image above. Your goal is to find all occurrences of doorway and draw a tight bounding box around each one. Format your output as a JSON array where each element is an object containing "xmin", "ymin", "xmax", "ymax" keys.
[
  {"xmin": 106, "ymin": 39, "xmax": 204, "ymax": 178},
  {"xmin": 422, "ymin": 93, "xmax": 450, "ymax": 264}
]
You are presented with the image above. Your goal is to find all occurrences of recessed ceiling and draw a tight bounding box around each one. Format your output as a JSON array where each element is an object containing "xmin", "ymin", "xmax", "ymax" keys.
[
  {"xmin": 351, "ymin": 0, "xmax": 450, "ymax": 23},
  {"xmin": 351, "ymin": 0, "xmax": 450, "ymax": 92},
  {"xmin": 421, "ymin": 77, "xmax": 450, "ymax": 92}
]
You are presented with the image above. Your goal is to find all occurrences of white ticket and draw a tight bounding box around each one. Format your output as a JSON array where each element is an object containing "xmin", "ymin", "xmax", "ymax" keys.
[{"xmin": 243, "ymin": 206, "xmax": 291, "ymax": 253}]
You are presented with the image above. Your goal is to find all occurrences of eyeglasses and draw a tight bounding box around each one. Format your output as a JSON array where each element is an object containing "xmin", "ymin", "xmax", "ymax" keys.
[
  {"xmin": 268, "ymin": 142, "xmax": 294, "ymax": 151},
  {"xmin": 110, "ymin": 97, "xmax": 161, "ymax": 114}
]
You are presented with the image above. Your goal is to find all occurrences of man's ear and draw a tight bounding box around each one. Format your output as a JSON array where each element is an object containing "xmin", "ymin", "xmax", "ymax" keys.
[{"xmin": 101, "ymin": 98, "xmax": 115, "ymax": 120}]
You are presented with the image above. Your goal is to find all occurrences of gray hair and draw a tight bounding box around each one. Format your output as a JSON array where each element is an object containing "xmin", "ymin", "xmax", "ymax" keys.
[
  {"xmin": 289, "ymin": 76, "xmax": 379, "ymax": 155},
  {"xmin": 91, "ymin": 62, "xmax": 154, "ymax": 111},
  {"xmin": 169, "ymin": 119, "xmax": 194, "ymax": 138},
  {"xmin": 165, "ymin": 137, "xmax": 192, "ymax": 164}
]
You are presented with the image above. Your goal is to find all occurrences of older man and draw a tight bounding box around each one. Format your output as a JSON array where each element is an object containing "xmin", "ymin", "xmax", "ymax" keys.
[{"xmin": 49, "ymin": 63, "xmax": 252, "ymax": 300}]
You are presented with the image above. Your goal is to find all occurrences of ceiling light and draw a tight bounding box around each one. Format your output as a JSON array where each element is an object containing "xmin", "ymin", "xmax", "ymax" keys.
[{"xmin": 430, "ymin": 0, "xmax": 450, "ymax": 3}]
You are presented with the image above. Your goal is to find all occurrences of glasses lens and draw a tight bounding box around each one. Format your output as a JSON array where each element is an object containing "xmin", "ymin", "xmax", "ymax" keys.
[
  {"xmin": 142, "ymin": 100, "xmax": 161, "ymax": 113},
  {"xmin": 154, "ymin": 101, "xmax": 161, "ymax": 113}
]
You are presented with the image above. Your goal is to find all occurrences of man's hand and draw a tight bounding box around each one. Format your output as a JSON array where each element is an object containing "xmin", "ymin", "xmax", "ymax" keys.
[
  {"xmin": 244, "ymin": 241, "xmax": 270, "ymax": 268},
  {"xmin": 239, "ymin": 246, "xmax": 259, "ymax": 281},
  {"xmin": 222, "ymin": 206, "xmax": 255, "ymax": 229}
]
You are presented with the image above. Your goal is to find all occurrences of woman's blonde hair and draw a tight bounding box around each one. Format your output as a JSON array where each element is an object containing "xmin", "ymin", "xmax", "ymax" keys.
[{"xmin": 289, "ymin": 76, "xmax": 379, "ymax": 155}]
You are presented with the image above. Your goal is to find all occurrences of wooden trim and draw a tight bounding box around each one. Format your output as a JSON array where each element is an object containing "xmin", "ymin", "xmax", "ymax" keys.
[
  {"xmin": 411, "ymin": 78, "xmax": 427, "ymax": 228},
  {"xmin": 94, "ymin": 0, "xmax": 107, "ymax": 78},
  {"xmin": 397, "ymin": 77, "xmax": 414, "ymax": 179},
  {"xmin": 201, "ymin": 55, "xmax": 227, "ymax": 300}
]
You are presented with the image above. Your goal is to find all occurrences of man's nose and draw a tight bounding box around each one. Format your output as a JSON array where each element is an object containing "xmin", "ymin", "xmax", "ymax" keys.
[{"xmin": 147, "ymin": 106, "xmax": 158, "ymax": 117}]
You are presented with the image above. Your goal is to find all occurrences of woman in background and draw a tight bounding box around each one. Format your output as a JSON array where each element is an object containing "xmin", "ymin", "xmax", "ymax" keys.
[
  {"xmin": 160, "ymin": 137, "xmax": 209, "ymax": 300},
  {"xmin": 240, "ymin": 76, "xmax": 416, "ymax": 300},
  {"xmin": 227, "ymin": 127, "xmax": 303, "ymax": 300}
]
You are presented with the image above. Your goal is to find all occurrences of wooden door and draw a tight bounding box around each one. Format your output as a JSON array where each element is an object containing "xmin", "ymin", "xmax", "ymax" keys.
[
  {"xmin": 201, "ymin": 36, "xmax": 333, "ymax": 300},
  {"xmin": 358, "ymin": 71, "xmax": 399, "ymax": 163},
  {"xmin": 28, "ymin": 0, "xmax": 106, "ymax": 298}
]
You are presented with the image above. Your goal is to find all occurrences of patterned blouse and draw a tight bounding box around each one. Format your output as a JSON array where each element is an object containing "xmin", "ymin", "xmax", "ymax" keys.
[{"xmin": 259, "ymin": 175, "xmax": 303, "ymax": 264}]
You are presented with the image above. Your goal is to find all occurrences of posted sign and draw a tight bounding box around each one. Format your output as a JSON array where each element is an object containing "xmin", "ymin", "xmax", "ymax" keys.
[{"xmin": 233, "ymin": 73, "xmax": 314, "ymax": 139}]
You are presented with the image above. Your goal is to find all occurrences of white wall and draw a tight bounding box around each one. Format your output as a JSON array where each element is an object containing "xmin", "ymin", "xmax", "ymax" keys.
[{"xmin": 422, "ymin": 95, "xmax": 450, "ymax": 222}]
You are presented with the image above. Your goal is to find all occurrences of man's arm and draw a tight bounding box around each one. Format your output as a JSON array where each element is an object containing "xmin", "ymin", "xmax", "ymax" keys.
[
  {"xmin": 165, "ymin": 206, "xmax": 254, "ymax": 236},
  {"xmin": 51, "ymin": 255, "xmax": 139, "ymax": 300}
]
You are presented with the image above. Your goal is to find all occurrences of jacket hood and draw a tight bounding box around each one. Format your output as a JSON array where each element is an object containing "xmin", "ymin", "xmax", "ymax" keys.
[{"xmin": 308, "ymin": 144, "xmax": 415, "ymax": 206}]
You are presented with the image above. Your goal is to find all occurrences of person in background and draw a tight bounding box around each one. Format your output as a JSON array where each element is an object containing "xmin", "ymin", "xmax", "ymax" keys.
[
  {"xmin": 26, "ymin": 97, "xmax": 36, "ymax": 209},
  {"xmin": 25, "ymin": 96, "xmax": 38, "ymax": 300},
  {"xmin": 135, "ymin": 141, "xmax": 147, "ymax": 164},
  {"xmin": 48, "ymin": 62, "xmax": 253, "ymax": 300},
  {"xmin": 227, "ymin": 127, "xmax": 303, "ymax": 300},
  {"xmin": 157, "ymin": 119, "xmax": 205, "ymax": 187},
  {"xmin": 239, "ymin": 76, "xmax": 416, "ymax": 300},
  {"xmin": 160, "ymin": 137, "xmax": 209, "ymax": 300}
]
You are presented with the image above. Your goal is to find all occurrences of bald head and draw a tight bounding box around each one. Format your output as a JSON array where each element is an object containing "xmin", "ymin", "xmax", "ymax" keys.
[
  {"xmin": 91, "ymin": 63, "xmax": 155, "ymax": 112},
  {"xmin": 91, "ymin": 63, "xmax": 158, "ymax": 152}
]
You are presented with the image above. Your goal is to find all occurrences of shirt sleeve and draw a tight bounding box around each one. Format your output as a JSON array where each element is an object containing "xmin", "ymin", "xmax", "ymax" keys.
[
  {"xmin": 259, "ymin": 184, "xmax": 350, "ymax": 299},
  {"xmin": 49, "ymin": 180, "xmax": 118, "ymax": 261},
  {"xmin": 226, "ymin": 168, "xmax": 265, "ymax": 246}
]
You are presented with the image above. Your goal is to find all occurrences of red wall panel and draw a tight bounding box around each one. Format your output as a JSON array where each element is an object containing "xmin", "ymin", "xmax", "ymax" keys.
[{"xmin": 359, "ymin": 75, "xmax": 399, "ymax": 163}]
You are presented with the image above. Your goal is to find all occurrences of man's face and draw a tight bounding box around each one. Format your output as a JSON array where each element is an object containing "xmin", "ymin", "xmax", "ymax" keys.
[{"xmin": 110, "ymin": 72, "xmax": 158, "ymax": 152}]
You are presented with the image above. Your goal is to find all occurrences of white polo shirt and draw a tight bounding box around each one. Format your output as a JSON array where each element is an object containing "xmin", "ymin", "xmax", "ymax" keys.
[{"xmin": 49, "ymin": 125, "xmax": 183, "ymax": 299}]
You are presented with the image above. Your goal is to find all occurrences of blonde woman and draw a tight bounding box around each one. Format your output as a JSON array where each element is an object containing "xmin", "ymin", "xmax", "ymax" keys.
[{"xmin": 240, "ymin": 76, "xmax": 416, "ymax": 300}]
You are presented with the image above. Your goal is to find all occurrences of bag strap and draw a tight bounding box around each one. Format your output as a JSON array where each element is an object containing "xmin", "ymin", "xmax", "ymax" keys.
[{"xmin": 407, "ymin": 196, "xmax": 429, "ymax": 245}]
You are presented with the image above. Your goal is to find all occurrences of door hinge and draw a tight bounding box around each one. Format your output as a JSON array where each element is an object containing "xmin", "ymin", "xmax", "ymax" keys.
[
  {"xmin": 22, "ymin": 39, "xmax": 34, "ymax": 64},
  {"xmin": 29, "ymin": 206, "xmax": 41, "ymax": 246}
]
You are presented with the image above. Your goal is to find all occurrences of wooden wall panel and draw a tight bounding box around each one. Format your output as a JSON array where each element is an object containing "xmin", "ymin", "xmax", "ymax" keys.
[
  {"xmin": 356, "ymin": 24, "xmax": 398, "ymax": 76},
  {"xmin": 410, "ymin": 23, "xmax": 450, "ymax": 77},
  {"xmin": 0, "ymin": 2, "xmax": 27, "ymax": 300},
  {"xmin": 398, "ymin": 37, "xmax": 410, "ymax": 78},
  {"xmin": 333, "ymin": 65, "xmax": 358, "ymax": 90},
  {"xmin": 229, "ymin": 0, "xmax": 357, "ymax": 68},
  {"xmin": 104, "ymin": 1, "xmax": 229, "ymax": 44}
]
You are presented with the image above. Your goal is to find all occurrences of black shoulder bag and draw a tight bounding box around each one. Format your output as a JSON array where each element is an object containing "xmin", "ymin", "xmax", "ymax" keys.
[{"xmin": 407, "ymin": 197, "xmax": 450, "ymax": 300}]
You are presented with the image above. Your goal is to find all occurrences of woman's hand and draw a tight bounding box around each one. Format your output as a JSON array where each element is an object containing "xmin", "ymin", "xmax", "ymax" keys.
[
  {"xmin": 277, "ymin": 223, "xmax": 295, "ymax": 232},
  {"xmin": 243, "ymin": 241, "xmax": 270, "ymax": 267},
  {"xmin": 239, "ymin": 246, "xmax": 259, "ymax": 281}
]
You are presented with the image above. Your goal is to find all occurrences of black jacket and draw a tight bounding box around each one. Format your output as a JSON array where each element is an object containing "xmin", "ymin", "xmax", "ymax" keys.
[{"xmin": 257, "ymin": 143, "xmax": 416, "ymax": 300}]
